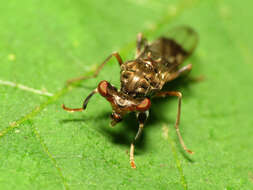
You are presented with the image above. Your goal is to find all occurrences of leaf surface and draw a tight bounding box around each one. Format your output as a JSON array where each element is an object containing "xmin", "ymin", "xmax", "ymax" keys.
[{"xmin": 0, "ymin": 0, "xmax": 253, "ymax": 189}]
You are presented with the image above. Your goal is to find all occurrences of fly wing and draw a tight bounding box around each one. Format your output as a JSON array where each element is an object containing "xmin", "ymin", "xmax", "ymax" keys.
[
  {"xmin": 140, "ymin": 26, "xmax": 198, "ymax": 65},
  {"xmin": 163, "ymin": 26, "xmax": 198, "ymax": 56}
]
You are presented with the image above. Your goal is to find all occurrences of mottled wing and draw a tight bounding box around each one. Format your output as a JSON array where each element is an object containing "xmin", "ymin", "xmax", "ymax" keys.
[
  {"xmin": 163, "ymin": 26, "xmax": 198, "ymax": 57},
  {"xmin": 140, "ymin": 26, "xmax": 198, "ymax": 65}
]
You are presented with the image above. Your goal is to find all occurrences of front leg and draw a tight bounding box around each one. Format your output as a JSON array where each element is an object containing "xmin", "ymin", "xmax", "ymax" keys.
[
  {"xmin": 130, "ymin": 111, "xmax": 149, "ymax": 169},
  {"xmin": 155, "ymin": 91, "xmax": 193, "ymax": 154}
]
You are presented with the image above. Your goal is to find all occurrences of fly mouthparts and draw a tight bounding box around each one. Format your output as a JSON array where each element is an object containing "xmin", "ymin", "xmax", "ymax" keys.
[{"xmin": 110, "ymin": 120, "xmax": 117, "ymax": 127}]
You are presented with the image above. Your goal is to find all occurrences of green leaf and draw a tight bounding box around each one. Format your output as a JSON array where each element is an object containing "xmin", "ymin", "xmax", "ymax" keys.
[{"xmin": 1, "ymin": 0, "xmax": 253, "ymax": 189}]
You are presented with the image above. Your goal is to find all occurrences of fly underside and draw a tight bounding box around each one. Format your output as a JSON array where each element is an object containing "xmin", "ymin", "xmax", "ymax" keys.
[{"xmin": 62, "ymin": 26, "xmax": 198, "ymax": 169}]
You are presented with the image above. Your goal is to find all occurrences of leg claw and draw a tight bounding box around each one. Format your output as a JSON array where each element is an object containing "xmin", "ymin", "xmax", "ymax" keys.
[{"xmin": 130, "ymin": 161, "xmax": 136, "ymax": 169}]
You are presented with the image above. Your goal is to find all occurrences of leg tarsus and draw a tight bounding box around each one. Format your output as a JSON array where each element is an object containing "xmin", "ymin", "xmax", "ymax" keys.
[{"xmin": 130, "ymin": 143, "xmax": 136, "ymax": 169}]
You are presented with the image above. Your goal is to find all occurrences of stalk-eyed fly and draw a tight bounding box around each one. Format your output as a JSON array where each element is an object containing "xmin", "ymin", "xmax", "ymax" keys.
[{"xmin": 62, "ymin": 26, "xmax": 198, "ymax": 168}]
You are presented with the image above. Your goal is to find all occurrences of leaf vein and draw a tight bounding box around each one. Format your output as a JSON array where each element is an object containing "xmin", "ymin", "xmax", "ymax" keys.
[{"xmin": 30, "ymin": 123, "xmax": 69, "ymax": 190}]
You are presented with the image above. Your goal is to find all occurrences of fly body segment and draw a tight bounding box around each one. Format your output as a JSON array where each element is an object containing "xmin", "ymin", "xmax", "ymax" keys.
[{"xmin": 62, "ymin": 26, "xmax": 198, "ymax": 168}]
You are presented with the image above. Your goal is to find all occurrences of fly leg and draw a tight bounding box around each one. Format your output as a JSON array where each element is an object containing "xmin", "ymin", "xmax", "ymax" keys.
[
  {"xmin": 154, "ymin": 91, "xmax": 194, "ymax": 154},
  {"xmin": 62, "ymin": 88, "xmax": 98, "ymax": 112},
  {"xmin": 67, "ymin": 52, "xmax": 123, "ymax": 84},
  {"xmin": 136, "ymin": 33, "xmax": 147, "ymax": 58},
  {"xmin": 130, "ymin": 111, "xmax": 149, "ymax": 168},
  {"xmin": 166, "ymin": 64, "xmax": 192, "ymax": 82},
  {"xmin": 130, "ymin": 123, "xmax": 144, "ymax": 169}
]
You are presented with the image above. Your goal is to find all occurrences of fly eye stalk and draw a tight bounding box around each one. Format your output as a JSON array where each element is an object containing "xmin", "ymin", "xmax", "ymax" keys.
[
  {"xmin": 136, "ymin": 98, "xmax": 151, "ymax": 111},
  {"xmin": 98, "ymin": 80, "xmax": 109, "ymax": 97}
]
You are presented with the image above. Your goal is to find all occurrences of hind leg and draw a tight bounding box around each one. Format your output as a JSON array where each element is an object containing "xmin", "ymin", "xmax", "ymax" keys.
[{"xmin": 166, "ymin": 64, "xmax": 192, "ymax": 82}]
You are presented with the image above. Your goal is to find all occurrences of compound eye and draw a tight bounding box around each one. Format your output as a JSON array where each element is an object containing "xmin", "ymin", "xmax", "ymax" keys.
[
  {"xmin": 98, "ymin": 80, "xmax": 109, "ymax": 97},
  {"xmin": 136, "ymin": 98, "xmax": 151, "ymax": 111}
]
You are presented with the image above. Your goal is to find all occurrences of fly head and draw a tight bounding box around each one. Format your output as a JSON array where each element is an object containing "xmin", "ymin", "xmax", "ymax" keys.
[{"xmin": 97, "ymin": 80, "xmax": 151, "ymax": 126}]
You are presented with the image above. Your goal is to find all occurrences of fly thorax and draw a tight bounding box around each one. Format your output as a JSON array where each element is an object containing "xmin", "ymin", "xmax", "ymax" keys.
[{"xmin": 120, "ymin": 60, "xmax": 163, "ymax": 97}]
